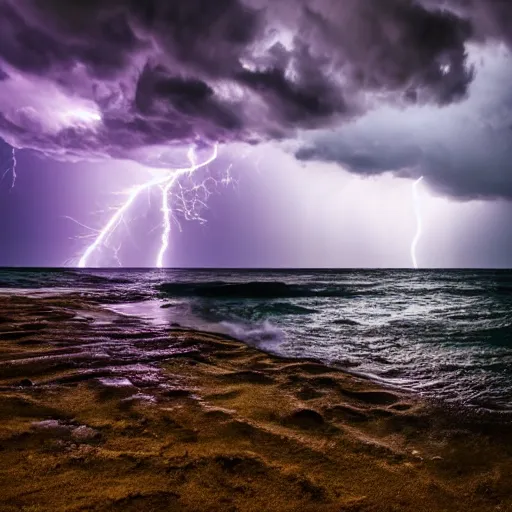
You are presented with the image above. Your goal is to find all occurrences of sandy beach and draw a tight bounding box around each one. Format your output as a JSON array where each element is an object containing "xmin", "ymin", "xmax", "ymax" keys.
[{"xmin": 1, "ymin": 293, "xmax": 511, "ymax": 512}]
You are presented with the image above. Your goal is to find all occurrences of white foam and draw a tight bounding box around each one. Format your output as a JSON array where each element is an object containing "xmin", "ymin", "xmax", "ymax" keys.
[{"xmin": 219, "ymin": 320, "xmax": 285, "ymax": 352}]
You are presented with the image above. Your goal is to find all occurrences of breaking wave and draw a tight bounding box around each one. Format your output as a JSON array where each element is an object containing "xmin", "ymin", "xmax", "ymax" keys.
[{"xmin": 219, "ymin": 320, "xmax": 285, "ymax": 352}]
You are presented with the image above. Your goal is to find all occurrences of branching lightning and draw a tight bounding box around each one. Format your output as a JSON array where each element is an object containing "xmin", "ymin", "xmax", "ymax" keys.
[
  {"xmin": 1, "ymin": 147, "xmax": 17, "ymax": 191},
  {"xmin": 411, "ymin": 176, "xmax": 424, "ymax": 269},
  {"xmin": 78, "ymin": 144, "xmax": 219, "ymax": 268}
]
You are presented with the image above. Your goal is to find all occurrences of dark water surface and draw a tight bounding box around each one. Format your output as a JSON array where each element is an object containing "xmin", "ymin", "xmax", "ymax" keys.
[{"xmin": 1, "ymin": 268, "xmax": 512, "ymax": 412}]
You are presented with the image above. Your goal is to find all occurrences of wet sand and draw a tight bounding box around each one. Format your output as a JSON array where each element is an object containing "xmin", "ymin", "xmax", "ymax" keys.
[{"xmin": 1, "ymin": 294, "xmax": 512, "ymax": 511}]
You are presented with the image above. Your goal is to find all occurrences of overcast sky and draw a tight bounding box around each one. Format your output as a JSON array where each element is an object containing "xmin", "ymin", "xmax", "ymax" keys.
[{"xmin": 1, "ymin": 0, "xmax": 512, "ymax": 267}]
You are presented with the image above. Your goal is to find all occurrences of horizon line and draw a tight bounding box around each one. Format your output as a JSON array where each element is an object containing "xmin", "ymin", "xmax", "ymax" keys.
[{"xmin": 1, "ymin": 266, "xmax": 512, "ymax": 271}]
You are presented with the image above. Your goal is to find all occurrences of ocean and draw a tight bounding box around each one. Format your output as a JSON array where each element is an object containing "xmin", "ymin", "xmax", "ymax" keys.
[{"xmin": 1, "ymin": 268, "xmax": 512, "ymax": 412}]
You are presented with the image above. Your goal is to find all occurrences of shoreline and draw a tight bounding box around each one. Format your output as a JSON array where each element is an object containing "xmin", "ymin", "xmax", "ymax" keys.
[
  {"xmin": 108, "ymin": 297, "xmax": 512, "ymax": 425},
  {"xmin": 1, "ymin": 294, "xmax": 512, "ymax": 511}
]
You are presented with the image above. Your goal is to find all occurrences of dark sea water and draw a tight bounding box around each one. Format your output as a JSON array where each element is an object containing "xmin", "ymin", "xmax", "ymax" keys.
[{"xmin": 1, "ymin": 268, "xmax": 512, "ymax": 412}]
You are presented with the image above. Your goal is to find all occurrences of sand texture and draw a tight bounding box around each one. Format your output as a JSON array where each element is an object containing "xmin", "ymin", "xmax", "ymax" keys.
[{"xmin": 0, "ymin": 294, "xmax": 511, "ymax": 511}]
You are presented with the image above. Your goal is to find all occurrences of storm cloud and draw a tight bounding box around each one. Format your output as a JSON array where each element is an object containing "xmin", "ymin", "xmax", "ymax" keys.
[
  {"xmin": 420, "ymin": 0, "xmax": 512, "ymax": 46},
  {"xmin": 292, "ymin": 0, "xmax": 512, "ymax": 200},
  {"xmin": 296, "ymin": 45, "xmax": 512, "ymax": 200},
  {"xmin": 0, "ymin": 0, "xmax": 478, "ymax": 163}
]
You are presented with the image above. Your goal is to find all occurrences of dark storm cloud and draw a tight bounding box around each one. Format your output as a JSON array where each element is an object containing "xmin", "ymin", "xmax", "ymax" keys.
[
  {"xmin": 296, "ymin": 46, "xmax": 512, "ymax": 201},
  {"xmin": 421, "ymin": 0, "xmax": 512, "ymax": 46},
  {"xmin": 296, "ymin": 138, "xmax": 424, "ymax": 177},
  {"xmin": 296, "ymin": 0, "xmax": 473, "ymax": 105},
  {"xmin": 291, "ymin": 1, "xmax": 512, "ymax": 201},
  {"xmin": 297, "ymin": 125, "xmax": 512, "ymax": 200},
  {"xmin": 0, "ymin": 0, "xmax": 478, "ymax": 162}
]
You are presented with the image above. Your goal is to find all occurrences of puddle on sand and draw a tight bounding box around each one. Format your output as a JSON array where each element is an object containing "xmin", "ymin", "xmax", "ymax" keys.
[{"xmin": 107, "ymin": 299, "xmax": 184, "ymax": 327}]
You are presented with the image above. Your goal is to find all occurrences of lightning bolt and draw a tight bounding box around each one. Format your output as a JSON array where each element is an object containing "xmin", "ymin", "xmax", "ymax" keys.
[
  {"xmin": 156, "ymin": 146, "xmax": 198, "ymax": 268},
  {"xmin": 78, "ymin": 144, "xmax": 218, "ymax": 268},
  {"xmin": 1, "ymin": 147, "xmax": 17, "ymax": 191},
  {"xmin": 411, "ymin": 176, "xmax": 424, "ymax": 269}
]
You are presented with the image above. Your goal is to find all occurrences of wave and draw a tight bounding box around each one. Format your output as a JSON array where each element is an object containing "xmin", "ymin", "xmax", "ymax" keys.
[
  {"xmin": 252, "ymin": 302, "xmax": 316, "ymax": 315},
  {"xmin": 157, "ymin": 280, "xmax": 511, "ymax": 300},
  {"xmin": 332, "ymin": 318, "xmax": 360, "ymax": 326},
  {"xmin": 178, "ymin": 301, "xmax": 316, "ymax": 327},
  {"xmin": 0, "ymin": 270, "xmax": 132, "ymax": 289},
  {"xmin": 219, "ymin": 320, "xmax": 285, "ymax": 352},
  {"xmin": 157, "ymin": 281, "xmax": 374, "ymax": 299}
]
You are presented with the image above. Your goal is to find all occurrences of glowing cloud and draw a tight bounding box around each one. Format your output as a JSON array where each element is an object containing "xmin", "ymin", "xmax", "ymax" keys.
[{"xmin": 62, "ymin": 109, "xmax": 102, "ymax": 124}]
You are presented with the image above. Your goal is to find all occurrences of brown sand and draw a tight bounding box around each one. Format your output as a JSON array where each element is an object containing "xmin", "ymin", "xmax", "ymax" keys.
[{"xmin": 0, "ymin": 294, "xmax": 511, "ymax": 511}]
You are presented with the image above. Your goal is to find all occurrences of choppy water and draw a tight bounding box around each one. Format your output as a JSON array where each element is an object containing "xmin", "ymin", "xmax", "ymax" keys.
[{"xmin": 1, "ymin": 268, "xmax": 512, "ymax": 412}]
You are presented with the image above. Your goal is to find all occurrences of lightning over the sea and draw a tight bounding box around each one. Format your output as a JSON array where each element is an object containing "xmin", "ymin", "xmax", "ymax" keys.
[
  {"xmin": 411, "ymin": 176, "xmax": 424, "ymax": 269},
  {"xmin": 78, "ymin": 144, "xmax": 218, "ymax": 268},
  {"xmin": 1, "ymin": 147, "xmax": 17, "ymax": 191}
]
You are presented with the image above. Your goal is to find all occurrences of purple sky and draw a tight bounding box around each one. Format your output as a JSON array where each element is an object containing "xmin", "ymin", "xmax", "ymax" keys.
[
  {"xmin": 2, "ymin": 138, "xmax": 512, "ymax": 268},
  {"xmin": 1, "ymin": 0, "xmax": 512, "ymax": 267}
]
